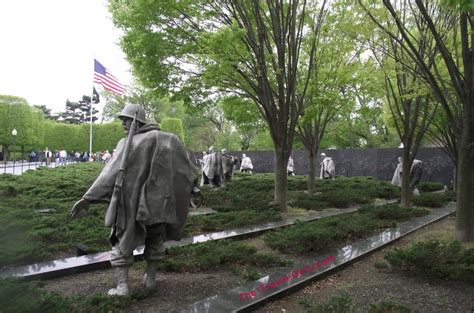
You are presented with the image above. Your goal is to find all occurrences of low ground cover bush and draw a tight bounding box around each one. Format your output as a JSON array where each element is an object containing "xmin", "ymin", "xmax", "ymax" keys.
[
  {"xmin": 417, "ymin": 182, "xmax": 444, "ymax": 193},
  {"xmin": 299, "ymin": 294, "xmax": 411, "ymax": 313},
  {"xmin": 264, "ymin": 205, "xmax": 429, "ymax": 254},
  {"xmin": 185, "ymin": 208, "xmax": 281, "ymax": 235},
  {"xmin": 0, "ymin": 164, "xmax": 109, "ymax": 266},
  {"xmin": 158, "ymin": 239, "xmax": 290, "ymax": 275},
  {"xmin": 289, "ymin": 176, "xmax": 399, "ymax": 210},
  {"xmin": 384, "ymin": 240, "xmax": 474, "ymax": 283},
  {"xmin": 0, "ymin": 163, "xmax": 437, "ymax": 267},
  {"xmin": 412, "ymin": 193, "xmax": 451, "ymax": 208}
]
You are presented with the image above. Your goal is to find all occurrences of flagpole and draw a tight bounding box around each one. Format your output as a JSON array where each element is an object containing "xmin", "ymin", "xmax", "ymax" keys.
[{"xmin": 89, "ymin": 96, "xmax": 93, "ymax": 159}]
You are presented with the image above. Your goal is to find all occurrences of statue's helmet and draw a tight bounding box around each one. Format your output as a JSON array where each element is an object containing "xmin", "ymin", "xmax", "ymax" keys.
[{"xmin": 118, "ymin": 104, "xmax": 146, "ymax": 123}]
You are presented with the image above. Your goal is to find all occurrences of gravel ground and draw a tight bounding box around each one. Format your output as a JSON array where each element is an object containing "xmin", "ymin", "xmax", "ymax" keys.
[
  {"xmin": 256, "ymin": 215, "xmax": 474, "ymax": 313},
  {"xmin": 44, "ymin": 266, "xmax": 246, "ymax": 312},
  {"xmin": 42, "ymin": 214, "xmax": 474, "ymax": 312}
]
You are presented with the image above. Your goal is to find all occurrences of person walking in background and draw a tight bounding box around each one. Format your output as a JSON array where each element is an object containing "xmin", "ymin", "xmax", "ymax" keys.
[
  {"xmin": 59, "ymin": 149, "xmax": 67, "ymax": 166},
  {"xmin": 320, "ymin": 153, "xmax": 335, "ymax": 179},
  {"xmin": 28, "ymin": 151, "xmax": 37, "ymax": 163},
  {"xmin": 102, "ymin": 150, "xmax": 112, "ymax": 163},
  {"xmin": 240, "ymin": 153, "xmax": 253, "ymax": 174},
  {"xmin": 44, "ymin": 147, "xmax": 52, "ymax": 166}
]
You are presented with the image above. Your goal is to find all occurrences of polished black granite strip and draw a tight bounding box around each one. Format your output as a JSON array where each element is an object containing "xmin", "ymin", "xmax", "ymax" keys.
[
  {"xmin": 174, "ymin": 203, "xmax": 455, "ymax": 313},
  {"xmin": 188, "ymin": 208, "xmax": 218, "ymax": 216},
  {"xmin": 0, "ymin": 207, "xmax": 358, "ymax": 280}
]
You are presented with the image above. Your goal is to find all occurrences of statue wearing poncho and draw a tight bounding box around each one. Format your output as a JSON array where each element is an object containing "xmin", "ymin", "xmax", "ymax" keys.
[
  {"xmin": 83, "ymin": 124, "xmax": 197, "ymax": 257},
  {"xmin": 70, "ymin": 104, "xmax": 198, "ymax": 296}
]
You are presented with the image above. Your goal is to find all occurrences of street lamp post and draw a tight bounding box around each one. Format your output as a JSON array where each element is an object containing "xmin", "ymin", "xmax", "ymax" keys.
[{"xmin": 11, "ymin": 129, "xmax": 17, "ymax": 175}]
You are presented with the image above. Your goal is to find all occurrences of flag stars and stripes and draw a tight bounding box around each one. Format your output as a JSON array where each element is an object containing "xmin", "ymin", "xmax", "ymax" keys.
[{"xmin": 93, "ymin": 59, "xmax": 125, "ymax": 95}]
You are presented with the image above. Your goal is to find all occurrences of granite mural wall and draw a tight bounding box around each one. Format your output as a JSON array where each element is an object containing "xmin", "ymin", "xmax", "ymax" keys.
[{"xmin": 195, "ymin": 147, "xmax": 454, "ymax": 185}]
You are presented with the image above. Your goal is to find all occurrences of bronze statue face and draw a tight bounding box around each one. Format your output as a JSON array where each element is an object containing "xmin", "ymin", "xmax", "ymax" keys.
[{"xmin": 120, "ymin": 117, "xmax": 133, "ymax": 134}]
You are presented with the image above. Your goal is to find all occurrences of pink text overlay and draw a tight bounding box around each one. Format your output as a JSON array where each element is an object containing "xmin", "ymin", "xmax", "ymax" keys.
[{"xmin": 239, "ymin": 254, "xmax": 336, "ymax": 301}]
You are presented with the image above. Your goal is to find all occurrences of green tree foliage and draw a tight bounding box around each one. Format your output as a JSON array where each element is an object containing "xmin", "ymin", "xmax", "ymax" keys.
[
  {"xmin": 102, "ymin": 85, "xmax": 159, "ymax": 122},
  {"xmin": 160, "ymin": 118, "xmax": 185, "ymax": 143},
  {"xmin": 0, "ymin": 95, "xmax": 44, "ymax": 150},
  {"xmin": 359, "ymin": 0, "xmax": 474, "ymax": 241},
  {"xmin": 221, "ymin": 96, "xmax": 266, "ymax": 150},
  {"xmin": 43, "ymin": 121, "xmax": 81, "ymax": 151},
  {"xmin": 32, "ymin": 105, "xmax": 55, "ymax": 120},
  {"xmin": 43, "ymin": 120, "xmax": 124, "ymax": 153},
  {"xmin": 80, "ymin": 122, "xmax": 124, "ymax": 152},
  {"xmin": 57, "ymin": 97, "xmax": 99, "ymax": 124},
  {"xmin": 110, "ymin": 0, "xmax": 330, "ymax": 212},
  {"xmin": 30, "ymin": 108, "xmax": 46, "ymax": 148}
]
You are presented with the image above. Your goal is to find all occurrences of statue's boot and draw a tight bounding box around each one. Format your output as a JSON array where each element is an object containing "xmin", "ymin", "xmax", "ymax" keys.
[
  {"xmin": 108, "ymin": 266, "xmax": 130, "ymax": 296},
  {"xmin": 143, "ymin": 261, "xmax": 158, "ymax": 288}
]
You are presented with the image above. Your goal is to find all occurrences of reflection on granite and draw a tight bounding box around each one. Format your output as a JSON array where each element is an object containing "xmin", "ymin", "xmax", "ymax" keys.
[
  {"xmin": 0, "ymin": 252, "xmax": 111, "ymax": 280},
  {"xmin": 174, "ymin": 203, "xmax": 455, "ymax": 313},
  {"xmin": 189, "ymin": 208, "xmax": 218, "ymax": 216},
  {"xmin": 0, "ymin": 207, "xmax": 358, "ymax": 280}
]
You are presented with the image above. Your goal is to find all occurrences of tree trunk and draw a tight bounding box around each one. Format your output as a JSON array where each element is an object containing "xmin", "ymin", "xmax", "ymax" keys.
[
  {"xmin": 455, "ymin": 96, "xmax": 474, "ymax": 241},
  {"xmin": 307, "ymin": 149, "xmax": 316, "ymax": 194},
  {"xmin": 274, "ymin": 151, "xmax": 288, "ymax": 212},
  {"xmin": 453, "ymin": 166, "xmax": 457, "ymax": 192},
  {"xmin": 3, "ymin": 145, "xmax": 8, "ymax": 164},
  {"xmin": 400, "ymin": 155, "xmax": 412, "ymax": 208}
]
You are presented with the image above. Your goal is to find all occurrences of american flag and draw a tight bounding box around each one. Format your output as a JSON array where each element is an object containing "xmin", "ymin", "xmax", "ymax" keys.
[{"xmin": 93, "ymin": 59, "xmax": 125, "ymax": 95}]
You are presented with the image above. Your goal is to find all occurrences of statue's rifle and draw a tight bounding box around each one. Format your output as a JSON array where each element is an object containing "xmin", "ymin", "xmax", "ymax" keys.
[{"xmin": 106, "ymin": 110, "xmax": 138, "ymax": 233}]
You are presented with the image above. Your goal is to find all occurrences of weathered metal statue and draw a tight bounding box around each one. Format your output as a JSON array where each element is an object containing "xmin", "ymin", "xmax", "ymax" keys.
[
  {"xmin": 70, "ymin": 104, "xmax": 197, "ymax": 296},
  {"xmin": 320, "ymin": 153, "xmax": 335, "ymax": 179},
  {"xmin": 202, "ymin": 146, "xmax": 223, "ymax": 188},
  {"xmin": 221, "ymin": 148, "xmax": 235, "ymax": 183}
]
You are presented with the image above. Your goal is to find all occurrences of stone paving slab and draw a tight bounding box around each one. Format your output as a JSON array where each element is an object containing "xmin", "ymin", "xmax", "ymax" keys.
[{"xmin": 174, "ymin": 203, "xmax": 456, "ymax": 313}]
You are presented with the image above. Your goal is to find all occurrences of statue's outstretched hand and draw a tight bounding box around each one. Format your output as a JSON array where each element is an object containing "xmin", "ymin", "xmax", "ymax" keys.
[{"xmin": 70, "ymin": 198, "xmax": 90, "ymax": 218}]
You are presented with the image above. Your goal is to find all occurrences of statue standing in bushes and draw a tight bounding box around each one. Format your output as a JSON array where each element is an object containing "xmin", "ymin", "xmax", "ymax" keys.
[
  {"xmin": 221, "ymin": 148, "xmax": 235, "ymax": 183},
  {"xmin": 240, "ymin": 153, "xmax": 254, "ymax": 173},
  {"xmin": 287, "ymin": 156, "xmax": 295, "ymax": 176},
  {"xmin": 391, "ymin": 157, "xmax": 403, "ymax": 187},
  {"xmin": 70, "ymin": 104, "xmax": 198, "ymax": 296},
  {"xmin": 391, "ymin": 157, "xmax": 423, "ymax": 195},
  {"xmin": 410, "ymin": 159, "xmax": 423, "ymax": 195},
  {"xmin": 320, "ymin": 153, "xmax": 335, "ymax": 179},
  {"xmin": 202, "ymin": 146, "xmax": 223, "ymax": 187}
]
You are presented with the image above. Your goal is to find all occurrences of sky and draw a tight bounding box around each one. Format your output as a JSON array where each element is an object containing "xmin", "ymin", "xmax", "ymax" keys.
[{"xmin": 0, "ymin": 0, "xmax": 132, "ymax": 114}]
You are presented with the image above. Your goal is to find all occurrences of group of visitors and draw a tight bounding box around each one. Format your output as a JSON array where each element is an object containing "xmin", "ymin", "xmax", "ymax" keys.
[{"xmin": 27, "ymin": 148, "xmax": 115, "ymax": 166}]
